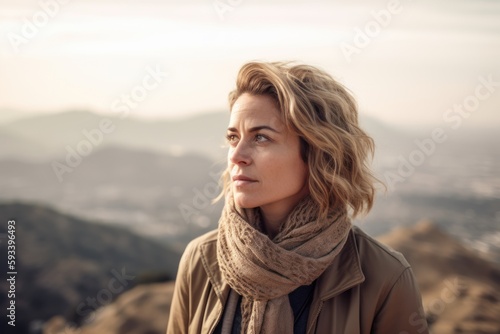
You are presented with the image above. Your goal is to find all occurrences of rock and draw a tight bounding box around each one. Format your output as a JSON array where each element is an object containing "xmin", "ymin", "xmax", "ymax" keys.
[{"xmin": 379, "ymin": 220, "xmax": 500, "ymax": 334}]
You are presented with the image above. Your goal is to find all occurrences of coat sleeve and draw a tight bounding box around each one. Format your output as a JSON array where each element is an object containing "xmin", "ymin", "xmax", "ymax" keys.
[
  {"xmin": 166, "ymin": 241, "xmax": 195, "ymax": 334},
  {"xmin": 372, "ymin": 267, "xmax": 429, "ymax": 334}
]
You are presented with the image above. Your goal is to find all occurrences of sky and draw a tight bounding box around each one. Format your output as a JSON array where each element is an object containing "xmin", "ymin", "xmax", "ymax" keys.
[{"xmin": 0, "ymin": 0, "xmax": 499, "ymax": 128}]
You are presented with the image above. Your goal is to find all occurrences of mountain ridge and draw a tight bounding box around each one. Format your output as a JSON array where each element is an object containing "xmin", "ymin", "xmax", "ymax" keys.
[{"xmin": 0, "ymin": 201, "xmax": 181, "ymax": 334}]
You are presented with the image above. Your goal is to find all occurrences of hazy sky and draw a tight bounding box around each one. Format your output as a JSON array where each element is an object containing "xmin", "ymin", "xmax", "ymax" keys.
[{"xmin": 0, "ymin": 0, "xmax": 499, "ymax": 127}]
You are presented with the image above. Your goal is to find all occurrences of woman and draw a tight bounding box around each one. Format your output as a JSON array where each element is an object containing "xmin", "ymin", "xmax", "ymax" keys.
[{"xmin": 167, "ymin": 62, "xmax": 428, "ymax": 334}]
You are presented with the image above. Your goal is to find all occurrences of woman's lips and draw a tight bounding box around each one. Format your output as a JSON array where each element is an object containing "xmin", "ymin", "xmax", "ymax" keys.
[{"xmin": 232, "ymin": 175, "xmax": 257, "ymax": 187}]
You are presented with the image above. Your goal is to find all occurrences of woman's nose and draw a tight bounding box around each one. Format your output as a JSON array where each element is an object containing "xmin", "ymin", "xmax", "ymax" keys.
[{"xmin": 229, "ymin": 141, "xmax": 252, "ymax": 166}]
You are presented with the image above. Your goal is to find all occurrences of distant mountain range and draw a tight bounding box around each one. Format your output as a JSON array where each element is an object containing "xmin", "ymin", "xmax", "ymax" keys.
[
  {"xmin": 0, "ymin": 109, "xmax": 36, "ymax": 124},
  {"xmin": 0, "ymin": 202, "xmax": 180, "ymax": 334},
  {"xmin": 0, "ymin": 110, "xmax": 230, "ymax": 162},
  {"xmin": 1, "ymin": 109, "xmax": 498, "ymax": 174},
  {"xmin": 1, "ymin": 110, "xmax": 499, "ymax": 260},
  {"xmin": 0, "ymin": 109, "xmax": 454, "ymax": 162}
]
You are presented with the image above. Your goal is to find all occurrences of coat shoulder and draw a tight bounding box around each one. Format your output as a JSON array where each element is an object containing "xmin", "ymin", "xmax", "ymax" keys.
[
  {"xmin": 352, "ymin": 225, "xmax": 410, "ymax": 269},
  {"xmin": 178, "ymin": 229, "xmax": 218, "ymax": 275},
  {"xmin": 351, "ymin": 225, "xmax": 412, "ymax": 292},
  {"xmin": 186, "ymin": 229, "xmax": 218, "ymax": 249}
]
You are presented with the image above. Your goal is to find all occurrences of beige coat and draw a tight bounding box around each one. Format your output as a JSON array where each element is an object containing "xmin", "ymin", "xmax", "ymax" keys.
[{"xmin": 167, "ymin": 226, "xmax": 429, "ymax": 334}]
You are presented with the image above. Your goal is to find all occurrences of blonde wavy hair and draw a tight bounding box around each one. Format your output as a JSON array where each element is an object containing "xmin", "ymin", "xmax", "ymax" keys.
[{"xmin": 219, "ymin": 61, "xmax": 379, "ymax": 220}]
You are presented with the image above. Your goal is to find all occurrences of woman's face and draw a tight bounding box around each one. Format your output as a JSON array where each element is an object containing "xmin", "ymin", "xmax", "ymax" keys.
[{"xmin": 227, "ymin": 93, "xmax": 309, "ymax": 217}]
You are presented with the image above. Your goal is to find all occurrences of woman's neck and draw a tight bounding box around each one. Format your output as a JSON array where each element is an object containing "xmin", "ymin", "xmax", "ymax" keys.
[
  {"xmin": 260, "ymin": 211, "xmax": 286, "ymax": 239},
  {"xmin": 259, "ymin": 188, "xmax": 310, "ymax": 239}
]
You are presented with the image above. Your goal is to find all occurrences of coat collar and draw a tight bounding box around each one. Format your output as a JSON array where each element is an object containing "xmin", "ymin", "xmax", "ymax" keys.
[
  {"xmin": 315, "ymin": 227, "xmax": 365, "ymax": 300},
  {"xmin": 199, "ymin": 236, "xmax": 231, "ymax": 303},
  {"xmin": 199, "ymin": 227, "xmax": 365, "ymax": 304}
]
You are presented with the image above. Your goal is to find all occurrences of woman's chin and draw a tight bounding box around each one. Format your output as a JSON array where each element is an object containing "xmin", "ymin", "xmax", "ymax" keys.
[{"xmin": 233, "ymin": 194, "xmax": 260, "ymax": 209}]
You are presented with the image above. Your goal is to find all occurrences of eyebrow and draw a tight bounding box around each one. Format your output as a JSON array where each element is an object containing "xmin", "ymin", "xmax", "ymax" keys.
[{"xmin": 227, "ymin": 125, "xmax": 280, "ymax": 133}]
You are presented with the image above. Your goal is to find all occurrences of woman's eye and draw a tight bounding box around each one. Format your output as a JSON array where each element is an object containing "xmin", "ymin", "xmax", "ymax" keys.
[
  {"xmin": 226, "ymin": 134, "xmax": 238, "ymax": 143},
  {"xmin": 255, "ymin": 134, "xmax": 269, "ymax": 143}
]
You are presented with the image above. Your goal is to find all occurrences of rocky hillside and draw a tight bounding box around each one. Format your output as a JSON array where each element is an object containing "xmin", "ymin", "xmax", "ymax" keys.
[
  {"xmin": 379, "ymin": 220, "xmax": 500, "ymax": 333},
  {"xmin": 44, "ymin": 283, "xmax": 175, "ymax": 334},
  {"xmin": 0, "ymin": 203, "xmax": 180, "ymax": 334},
  {"xmin": 43, "ymin": 221, "xmax": 500, "ymax": 334}
]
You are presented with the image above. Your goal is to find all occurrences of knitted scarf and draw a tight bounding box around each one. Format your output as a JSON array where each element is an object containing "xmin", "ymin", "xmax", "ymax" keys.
[{"xmin": 217, "ymin": 192, "xmax": 351, "ymax": 333}]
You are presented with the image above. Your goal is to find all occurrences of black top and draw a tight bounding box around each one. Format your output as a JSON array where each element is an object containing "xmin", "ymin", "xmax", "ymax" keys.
[{"xmin": 215, "ymin": 281, "xmax": 316, "ymax": 334}]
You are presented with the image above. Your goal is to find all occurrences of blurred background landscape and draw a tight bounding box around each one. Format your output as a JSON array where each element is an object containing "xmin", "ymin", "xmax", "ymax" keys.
[{"xmin": 1, "ymin": 0, "xmax": 499, "ymax": 333}]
